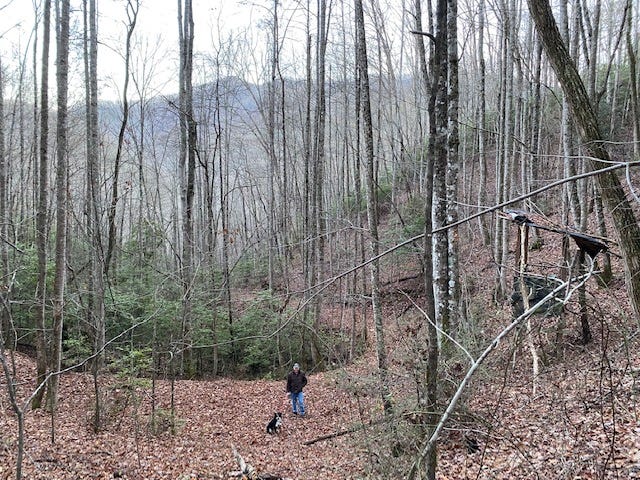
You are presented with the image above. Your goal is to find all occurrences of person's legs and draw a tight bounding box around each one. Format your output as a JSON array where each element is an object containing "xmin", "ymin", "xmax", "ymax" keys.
[
  {"xmin": 297, "ymin": 391, "xmax": 305, "ymax": 416},
  {"xmin": 290, "ymin": 392, "xmax": 299, "ymax": 414}
]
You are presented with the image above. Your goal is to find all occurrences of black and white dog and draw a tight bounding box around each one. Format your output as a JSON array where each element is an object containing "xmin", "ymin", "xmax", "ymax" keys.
[{"xmin": 266, "ymin": 412, "xmax": 283, "ymax": 434}]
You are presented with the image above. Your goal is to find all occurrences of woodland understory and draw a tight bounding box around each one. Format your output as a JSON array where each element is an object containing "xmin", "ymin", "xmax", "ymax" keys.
[
  {"xmin": 2, "ymin": 227, "xmax": 640, "ymax": 479},
  {"xmin": 2, "ymin": 0, "xmax": 640, "ymax": 479}
]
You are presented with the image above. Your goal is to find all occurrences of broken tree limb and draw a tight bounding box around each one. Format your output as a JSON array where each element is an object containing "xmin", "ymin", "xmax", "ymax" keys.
[
  {"xmin": 304, "ymin": 426, "xmax": 361, "ymax": 446},
  {"xmin": 230, "ymin": 444, "xmax": 257, "ymax": 479},
  {"xmin": 407, "ymin": 265, "xmax": 595, "ymax": 479},
  {"xmin": 229, "ymin": 445, "xmax": 288, "ymax": 480},
  {"xmin": 304, "ymin": 418, "xmax": 387, "ymax": 446}
]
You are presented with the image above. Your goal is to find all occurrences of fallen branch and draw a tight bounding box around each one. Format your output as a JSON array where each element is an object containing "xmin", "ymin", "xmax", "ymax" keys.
[
  {"xmin": 304, "ymin": 426, "xmax": 361, "ymax": 446},
  {"xmin": 304, "ymin": 418, "xmax": 387, "ymax": 446},
  {"xmin": 229, "ymin": 444, "xmax": 289, "ymax": 480},
  {"xmin": 407, "ymin": 266, "xmax": 595, "ymax": 479}
]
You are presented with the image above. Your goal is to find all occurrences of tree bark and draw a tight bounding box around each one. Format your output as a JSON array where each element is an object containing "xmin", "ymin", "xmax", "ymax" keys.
[
  {"xmin": 267, "ymin": 0, "xmax": 279, "ymax": 293},
  {"xmin": 526, "ymin": 0, "xmax": 640, "ymax": 323},
  {"xmin": 354, "ymin": 0, "xmax": 392, "ymax": 415},
  {"xmin": 83, "ymin": 0, "xmax": 105, "ymax": 431},
  {"xmin": 309, "ymin": 0, "xmax": 328, "ymax": 369},
  {"xmin": 178, "ymin": 0, "xmax": 196, "ymax": 376},
  {"xmin": 0, "ymin": 345, "xmax": 26, "ymax": 479},
  {"xmin": 206, "ymin": 75, "xmax": 220, "ymax": 375},
  {"xmin": 476, "ymin": 0, "xmax": 490, "ymax": 245},
  {"xmin": 0, "ymin": 59, "xmax": 8, "ymax": 345},
  {"xmin": 48, "ymin": 0, "xmax": 71, "ymax": 420},
  {"xmin": 432, "ymin": 0, "xmax": 449, "ymax": 344},
  {"xmin": 302, "ymin": 0, "xmax": 313, "ymax": 367},
  {"xmin": 422, "ymin": 0, "xmax": 448, "ymax": 476},
  {"xmin": 32, "ymin": 0, "xmax": 51, "ymax": 411},
  {"xmin": 626, "ymin": 0, "xmax": 640, "ymax": 159},
  {"xmin": 446, "ymin": 0, "xmax": 461, "ymax": 332}
]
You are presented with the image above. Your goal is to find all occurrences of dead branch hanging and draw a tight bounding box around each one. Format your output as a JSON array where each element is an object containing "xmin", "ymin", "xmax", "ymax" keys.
[{"xmin": 407, "ymin": 263, "xmax": 596, "ymax": 479}]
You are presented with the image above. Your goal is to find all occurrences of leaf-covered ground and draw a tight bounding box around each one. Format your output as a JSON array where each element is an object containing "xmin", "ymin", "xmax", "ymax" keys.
[
  {"xmin": 2, "ymin": 324, "xmax": 640, "ymax": 480},
  {"xmin": 3, "ymin": 313, "xmax": 640, "ymax": 480},
  {"xmin": 1, "ymin": 353, "xmax": 372, "ymax": 479},
  {"xmin": 2, "ymin": 243, "xmax": 640, "ymax": 479}
]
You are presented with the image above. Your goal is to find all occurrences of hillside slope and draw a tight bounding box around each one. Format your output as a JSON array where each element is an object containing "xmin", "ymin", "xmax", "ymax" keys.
[
  {"xmin": 2, "ymin": 293, "xmax": 639, "ymax": 480},
  {"xmin": 2, "ymin": 225, "xmax": 640, "ymax": 479},
  {"xmin": 0, "ymin": 352, "xmax": 372, "ymax": 479}
]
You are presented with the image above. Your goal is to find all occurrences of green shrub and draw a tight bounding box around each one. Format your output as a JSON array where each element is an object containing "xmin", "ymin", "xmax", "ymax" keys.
[
  {"xmin": 63, "ymin": 334, "xmax": 92, "ymax": 368},
  {"xmin": 111, "ymin": 346, "xmax": 154, "ymax": 379},
  {"xmin": 149, "ymin": 408, "xmax": 183, "ymax": 435}
]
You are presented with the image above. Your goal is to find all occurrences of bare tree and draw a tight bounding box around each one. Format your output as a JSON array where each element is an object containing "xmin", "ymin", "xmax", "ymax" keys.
[
  {"xmin": 105, "ymin": 0, "xmax": 139, "ymax": 277},
  {"xmin": 476, "ymin": 0, "xmax": 490, "ymax": 245},
  {"xmin": 32, "ymin": 0, "xmax": 51, "ymax": 411},
  {"xmin": 0, "ymin": 341, "xmax": 26, "ymax": 479},
  {"xmin": 299, "ymin": 0, "xmax": 313, "ymax": 365},
  {"xmin": 431, "ymin": 0, "xmax": 449, "ymax": 343},
  {"xmin": 446, "ymin": 0, "xmax": 461, "ymax": 331},
  {"xmin": 526, "ymin": 0, "xmax": 640, "ymax": 323},
  {"xmin": 267, "ymin": 0, "xmax": 285, "ymax": 365},
  {"xmin": 493, "ymin": 0, "xmax": 517, "ymax": 301},
  {"xmin": 267, "ymin": 0, "xmax": 279, "ymax": 293},
  {"xmin": 412, "ymin": 2, "xmax": 439, "ymax": 478},
  {"xmin": 178, "ymin": 0, "xmax": 196, "ymax": 375},
  {"xmin": 626, "ymin": 0, "xmax": 640, "ymax": 160},
  {"xmin": 354, "ymin": 0, "xmax": 392, "ymax": 416},
  {"xmin": 0, "ymin": 59, "xmax": 7, "ymax": 344},
  {"xmin": 218, "ymin": 83, "xmax": 233, "ymax": 366},
  {"xmin": 425, "ymin": 0, "xmax": 449, "ymax": 476},
  {"xmin": 202, "ymin": 57, "xmax": 221, "ymax": 375},
  {"xmin": 48, "ymin": 0, "xmax": 70, "ymax": 420},
  {"xmin": 82, "ymin": 0, "xmax": 105, "ymax": 431},
  {"xmin": 310, "ymin": 0, "xmax": 329, "ymax": 368}
]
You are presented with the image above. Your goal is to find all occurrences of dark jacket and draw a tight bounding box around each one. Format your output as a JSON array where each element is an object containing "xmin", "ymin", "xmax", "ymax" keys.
[{"xmin": 286, "ymin": 370, "xmax": 308, "ymax": 394}]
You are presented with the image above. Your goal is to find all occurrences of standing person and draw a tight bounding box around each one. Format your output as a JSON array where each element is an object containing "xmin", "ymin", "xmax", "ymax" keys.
[{"xmin": 286, "ymin": 363, "xmax": 308, "ymax": 416}]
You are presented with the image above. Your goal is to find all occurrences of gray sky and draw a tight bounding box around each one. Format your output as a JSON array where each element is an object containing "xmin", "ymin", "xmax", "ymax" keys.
[{"xmin": 0, "ymin": 0, "xmax": 264, "ymax": 100}]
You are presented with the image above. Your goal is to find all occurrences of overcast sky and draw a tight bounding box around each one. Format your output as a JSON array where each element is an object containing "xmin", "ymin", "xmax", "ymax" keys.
[{"xmin": 0, "ymin": 0, "xmax": 267, "ymax": 100}]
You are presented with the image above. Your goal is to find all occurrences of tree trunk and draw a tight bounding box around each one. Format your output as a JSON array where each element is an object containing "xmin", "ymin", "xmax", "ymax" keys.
[
  {"xmin": 302, "ymin": 0, "xmax": 313, "ymax": 366},
  {"xmin": 594, "ymin": 189, "xmax": 612, "ymax": 284},
  {"xmin": 178, "ymin": 0, "xmax": 196, "ymax": 376},
  {"xmin": 354, "ymin": 0, "xmax": 392, "ymax": 415},
  {"xmin": 219, "ymin": 99, "xmax": 233, "ymax": 366},
  {"xmin": 267, "ymin": 0, "xmax": 279, "ymax": 293},
  {"xmin": 48, "ymin": 0, "xmax": 70, "ymax": 421},
  {"xmin": 432, "ymin": 0, "xmax": 449, "ymax": 345},
  {"xmin": 352, "ymin": 26, "xmax": 366, "ymax": 359},
  {"xmin": 0, "ymin": 345, "xmax": 26, "ymax": 479},
  {"xmin": 446, "ymin": 0, "xmax": 461, "ymax": 333},
  {"xmin": 419, "ymin": 0, "xmax": 448, "ymax": 477},
  {"xmin": 526, "ymin": 0, "xmax": 640, "ymax": 322},
  {"xmin": 105, "ymin": 1, "xmax": 138, "ymax": 277},
  {"xmin": 83, "ymin": 0, "xmax": 105, "ymax": 431},
  {"xmin": 268, "ymin": 0, "xmax": 283, "ymax": 366},
  {"xmin": 413, "ymin": 7, "xmax": 438, "ymax": 478},
  {"xmin": 494, "ymin": 1, "xmax": 516, "ymax": 302},
  {"xmin": 32, "ymin": 0, "xmax": 51, "ymax": 411},
  {"xmin": 0, "ymin": 60, "xmax": 8, "ymax": 346},
  {"xmin": 476, "ymin": 0, "xmax": 490, "ymax": 245},
  {"xmin": 309, "ymin": 0, "xmax": 328, "ymax": 369},
  {"xmin": 206, "ymin": 76, "xmax": 220, "ymax": 375}
]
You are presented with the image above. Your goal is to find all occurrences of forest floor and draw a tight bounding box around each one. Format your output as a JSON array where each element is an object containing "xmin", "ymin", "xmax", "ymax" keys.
[
  {"xmin": 2, "ymin": 309, "xmax": 640, "ymax": 480},
  {"xmin": 3, "ymin": 243, "xmax": 640, "ymax": 479},
  {"xmin": 0, "ymin": 351, "xmax": 374, "ymax": 480}
]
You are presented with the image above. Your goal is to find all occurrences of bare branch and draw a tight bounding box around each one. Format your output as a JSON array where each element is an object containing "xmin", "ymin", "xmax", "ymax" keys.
[
  {"xmin": 407, "ymin": 261, "xmax": 596, "ymax": 478},
  {"xmin": 410, "ymin": 30, "xmax": 436, "ymax": 42}
]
